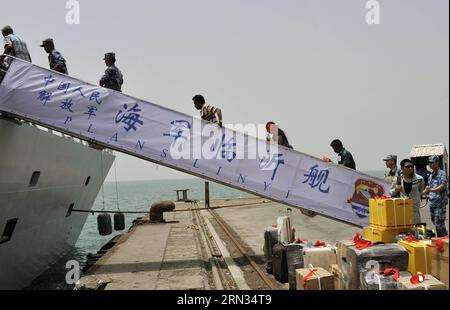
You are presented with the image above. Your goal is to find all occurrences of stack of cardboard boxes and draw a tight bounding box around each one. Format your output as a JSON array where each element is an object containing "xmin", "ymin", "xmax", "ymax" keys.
[
  {"xmin": 265, "ymin": 202, "xmax": 449, "ymax": 290},
  {"xmin": 288, "ymin": 236, "xmax": 449, "ymax": 290},
  {"xmin": 295, "ymin": 241, "xmax": 413, "ymax": 290},
  {"xmin": 294, "ymin": 243, "xmax": 337, "ymax": 290},
  {"xmin": 335, "ymin": 240, "xmax": 354, "ymax": 290}
]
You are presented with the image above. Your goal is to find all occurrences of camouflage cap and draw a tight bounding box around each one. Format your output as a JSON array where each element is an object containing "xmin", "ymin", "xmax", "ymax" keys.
[
  {"xmin": 40, "ymin": 38, "xmax": 54, "ymax": 47},
  {"xmin": 103, "ymin": 52, "xmax": 116, "ymax": 60},
  {"xmin": 1, "ymin": 25, "xmax": 13, "ymax": 33},
  {"xmin": 383, "ymin": 154, "xmax": 397, "ymax": 161}
]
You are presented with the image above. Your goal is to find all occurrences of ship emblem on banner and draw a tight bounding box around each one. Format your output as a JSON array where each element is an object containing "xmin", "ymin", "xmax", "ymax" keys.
[{"xmin": 348, "ymin": 179, "xmax": 385, "ymax": 218}]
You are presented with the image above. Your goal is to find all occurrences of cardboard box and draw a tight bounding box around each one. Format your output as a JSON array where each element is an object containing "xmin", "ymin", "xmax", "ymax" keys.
[
  {"xmin": 397, "ymin": 239, "xmax": 432, "ymax": 275},
  {"xmin": 369, "ymin": 198, "xmax": 413, "ymax": 228},
  {"xmin": 303, "ymin": 246, "xmax": 337, "ymax": 270},
  {"xmin": 329, "ymin": 264, "xmax": 345, "ymax": 290},
  {"xmin": 336, "ymin": 240, "xmax": 354, "ymax": 261},
  {"xmin": 399, "ymin": 274, "xmax": 447, "ymax": 290},
  {"xmin": 296, "ymin": 267, "xmax": 334, "ymax": 290},
  {"xmin": 336, "ymin": 240, "xmax": 354, "ymax": 290},
  {"xmin": 363, "ymin": 226, "xmax": 410, "ymax": 243},
  {"xmin": 431, "ymin": 238, "xmax": 449, "ymax": 287}
]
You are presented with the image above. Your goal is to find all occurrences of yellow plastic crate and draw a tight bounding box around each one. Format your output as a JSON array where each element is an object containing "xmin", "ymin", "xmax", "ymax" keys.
[{"xmin": 369, "ymin": 198, "xmax": 414, "ymax": 228}]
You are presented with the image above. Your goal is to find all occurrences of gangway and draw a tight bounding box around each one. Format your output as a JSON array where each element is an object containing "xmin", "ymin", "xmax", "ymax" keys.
[{"xmin": 0, "ymin": 57, "xmax": 391, "ymax": 227}]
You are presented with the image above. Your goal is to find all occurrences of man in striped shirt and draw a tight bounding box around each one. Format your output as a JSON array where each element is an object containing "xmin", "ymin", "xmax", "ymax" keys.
[
  {"xmin": 1, "ymin": 25, "xmax": 32, "ymax": 63},
  {"xmin": 192, "ymin": 94, "xmax": 223, "ymax": 127}
]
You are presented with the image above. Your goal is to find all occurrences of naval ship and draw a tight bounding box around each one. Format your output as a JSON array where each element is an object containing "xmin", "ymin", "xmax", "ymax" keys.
[{"xmin": 0, "ymin": 116, "xmax": 114, "ymax": 289}]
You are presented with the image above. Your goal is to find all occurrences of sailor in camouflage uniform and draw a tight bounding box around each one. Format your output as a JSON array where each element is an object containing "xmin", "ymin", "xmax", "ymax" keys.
[
  {"xmin": 40, "ymin": 38, "xmax": 68, "ymax": 74},
  {"xmin": 99, "ymin": 52, "xmax": 123, "ymax": 92},
  {"xmin": 424, "ymin": 155, "xmax": 448, "ymax": 237}
]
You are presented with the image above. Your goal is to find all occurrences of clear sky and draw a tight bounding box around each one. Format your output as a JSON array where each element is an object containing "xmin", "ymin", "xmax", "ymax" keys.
[{"xmin": 2, "ymin": 0, "xmax": 448, "ymax": 181}]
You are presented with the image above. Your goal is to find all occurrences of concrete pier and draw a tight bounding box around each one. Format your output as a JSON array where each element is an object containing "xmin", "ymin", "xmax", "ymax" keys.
[
  {"xmin": 77, "ymin": 201, "xmax": 207, "ymax": 290},
  {"xmin": 77, "ymin": 197, "xmax": 448, "ymax": 290}
]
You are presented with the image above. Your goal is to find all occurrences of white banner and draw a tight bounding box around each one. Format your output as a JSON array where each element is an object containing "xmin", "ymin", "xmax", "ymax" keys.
[{"xmin": 0, "ymin": 58, "xmax": 391, "ymax": 227}]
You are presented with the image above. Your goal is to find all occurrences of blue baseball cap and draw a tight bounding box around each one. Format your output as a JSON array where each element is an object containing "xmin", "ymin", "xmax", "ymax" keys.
[{"xmin": 428, "ymin": 155, "xmax": 440, "ymax": 163}]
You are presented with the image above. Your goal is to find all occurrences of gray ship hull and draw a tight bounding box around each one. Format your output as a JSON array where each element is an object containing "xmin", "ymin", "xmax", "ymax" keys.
[{"xmin": 0, "ymin": 117, "xmax": 114, "ymax": 289}]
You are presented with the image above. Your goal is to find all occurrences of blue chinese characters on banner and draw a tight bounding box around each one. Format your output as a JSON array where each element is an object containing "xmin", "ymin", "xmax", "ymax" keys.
[
  {"xmin": 115, "ymin": 103, "xmax": 144, "ymax": 132},
  {"xmin": 36, "ymin": 74, "xmax": 106, "ymax": 117},
  {"xmin": 303, "ymin": 164, "xmax": 331, "ymax": 194}
]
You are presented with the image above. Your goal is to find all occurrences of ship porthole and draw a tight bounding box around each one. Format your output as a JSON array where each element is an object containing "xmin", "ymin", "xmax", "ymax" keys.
[
  {"xmin": 0, "ymin": 218, "xmax": 18, "ymax": 244},
  {"xmin": 29, "ymin": 171, "xmax": 41, "ymax": 187},
  {"xmin": 66, "ymin": 203, "xmax": 75, "ymax": 217}
]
